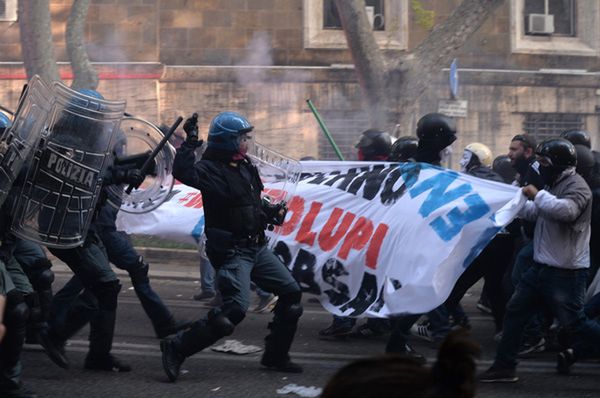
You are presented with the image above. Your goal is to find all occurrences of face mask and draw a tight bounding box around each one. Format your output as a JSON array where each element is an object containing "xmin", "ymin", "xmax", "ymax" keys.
[
  {"xmin": 538, "ymin": 165, "xmax": 562, "ymax": 186},
  {"xmin": 459, "ymin": 150, "xmax": 472, "ymax": 172},
  {"xmin": 439, "ymin": 146, "xmax": 453, "ymax": 164}
]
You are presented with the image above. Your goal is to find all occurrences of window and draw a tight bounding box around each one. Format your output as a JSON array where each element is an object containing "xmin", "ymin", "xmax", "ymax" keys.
[
  {"xmin": 303, "ymin": 0, "xmax": 408, "ymax": 50},
  {"xmin": 511, "ymin": 0, "xmax": 600, "ymax": 56},
  {"xmin": 524, "ymin": 0, "xmax": 576, "ymax": 36},
  {"xmin": 522, "ymin": 113, "xmax": 584, "ymax": 141},
  {"xmin": 323, "ymin": 0, "xmax": 385, "ymax": 31},
  {"xmin": 0, "ymin": 0, "xmax": 17, "ymax": 22}
]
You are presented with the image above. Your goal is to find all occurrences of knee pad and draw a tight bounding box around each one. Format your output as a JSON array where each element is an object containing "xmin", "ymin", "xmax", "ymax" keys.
[
  {"xmin": 32, "ymin": 267, "xmax": 55, "ymax": 291},
  {"xmin": 207, "ymin": 305, "xmax": 246, "ymax": 336},
  {"xmin": 129, "ymin": 256, "xmax": 150, "ymax": 285},
  {"xmin": 5, "ymin": 290, "xmax": 30, "ymax": 325},
  {"xmin": 274, "ymin": 291, "xmax": 303, "ymax": 322},
  {"xmin": 90, "ymin": 280, "xmax": 121, "ymax": 311}
]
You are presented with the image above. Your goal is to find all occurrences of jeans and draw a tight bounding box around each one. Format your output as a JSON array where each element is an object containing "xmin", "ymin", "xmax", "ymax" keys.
[
  {"xmin": 199, "ymin": 255, "xmax": 216, "ymax": 295},
  {"xmin": 495, "ymin": 263, "xmax": 600, "ymax": 369},
  {"xmin": 97, "ymin": 227, "xmax": 173, "ymax": 329}
]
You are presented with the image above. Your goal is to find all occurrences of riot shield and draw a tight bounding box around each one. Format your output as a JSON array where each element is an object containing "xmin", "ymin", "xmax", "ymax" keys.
[
  {"xmin": 105, "ymin": 116, "xmax": 176, "ymax": 214},
  {"xmin": 0, "ymin": 76, "xmax": 53, "ymax": 209},
  {"xmin": 248, "ymin": 142, "xmax": 301, "ymax": 246},
  {"xmin": 11, "ymin": 81, "xmax": 127, "ymax": 248}
]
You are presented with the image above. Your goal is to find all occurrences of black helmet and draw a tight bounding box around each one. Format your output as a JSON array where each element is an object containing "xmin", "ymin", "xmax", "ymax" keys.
[
  {"xmin": 574, "ymin": 144, "xmax": 595, "ymax": 178},
  {"xmin": 560, "ymin": 129, "xmax": 591, "ymax": 149},
  {"xmin": 416, "ymin": 113, "xmax": 457, "ymax": 151},
  {"xmin": 536, "ymin": 138, "xmax": 577, "ymax": 169},
  {"xmin": 492, "ymin": 155, "xmax": 516, "ymax": 184},
  {"xmin": 355, "ymin": 129, "xmax": 392, "ymax": 160},
  {"xmin": 389, "ymin": 136, "xmax": 418, "ymax": 162}
]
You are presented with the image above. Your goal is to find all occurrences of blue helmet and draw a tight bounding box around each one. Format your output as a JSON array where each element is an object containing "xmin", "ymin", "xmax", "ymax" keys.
[
  {"xmin": 77, "ymin": 88, "xmax": 104, "ymax": 100},
  {"xmin": 207, "ymin": 111, "xmax": 253, "ymax": 152},
  {"xmin": 0, "ymin": 112, "xmax": 12, "ymax": 133}
]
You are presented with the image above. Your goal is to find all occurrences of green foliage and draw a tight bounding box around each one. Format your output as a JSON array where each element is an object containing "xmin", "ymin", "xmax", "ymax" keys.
[
  {"xmin": 131, "ymin": 234, "xmax": 196, "ymax": 250},
  {"xmin": 411, "ymin": 0, "xmax": 435, "ymax": 30}
]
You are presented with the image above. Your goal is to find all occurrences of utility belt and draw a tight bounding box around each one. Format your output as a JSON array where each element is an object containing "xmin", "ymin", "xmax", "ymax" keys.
[{"xmin": 232, "ymin": 233, "xmax": 266, "ymax": 248}]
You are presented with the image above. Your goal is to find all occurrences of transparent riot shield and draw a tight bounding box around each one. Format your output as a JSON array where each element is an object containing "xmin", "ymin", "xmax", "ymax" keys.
[
  {"xmin": 11, "ymin": 81, "xmax": 127, "ymax": 248},
  {"xmin": 248, "ymin": 142, "xmax": 302, "ymax": 246},
  {"xmin": 105, "ymin": 116, "xmax": 176, "ymax": 214},
  {"xmin": 0, "ymin": 76, "xmax": 53, "ymax": 208}
]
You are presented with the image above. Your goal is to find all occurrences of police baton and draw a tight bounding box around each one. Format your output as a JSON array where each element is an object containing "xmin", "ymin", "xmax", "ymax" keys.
[{"xmin": 125, "ymin": 116, "xmax": 183, "ymax": 194}]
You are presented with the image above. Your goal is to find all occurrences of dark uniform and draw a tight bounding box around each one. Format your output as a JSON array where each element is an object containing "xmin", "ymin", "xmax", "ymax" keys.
[{"xmin": 161, "ymin": 111, "xmax": 303, "ymax": 382}]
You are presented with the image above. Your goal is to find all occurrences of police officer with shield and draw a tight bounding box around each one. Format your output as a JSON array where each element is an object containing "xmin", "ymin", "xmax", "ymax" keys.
[{"xmin": 161, "ymin": 112, "xmax": 303, "ymax": 382}]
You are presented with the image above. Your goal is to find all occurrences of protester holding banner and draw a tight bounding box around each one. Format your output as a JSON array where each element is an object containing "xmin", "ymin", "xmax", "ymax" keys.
[
  {"xmin": 319, "ymin": 128, "xmax": 392, "ymax": 339},
  {"xmin": 385, "ymin": 113, "xmax": 457, "ymax": 361},
  {"xmin": 480, "ymin": 138, "xmax": 600, "ymax": 382},
  {"xmin": 161, "ymin": 111, "xmax": 303, "ymax": 382}
]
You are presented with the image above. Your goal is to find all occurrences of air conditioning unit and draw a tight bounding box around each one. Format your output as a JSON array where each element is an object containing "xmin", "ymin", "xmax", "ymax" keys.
[{"xmin": 527, "ymin": 13, "xmax": 555, "ymax": 35}]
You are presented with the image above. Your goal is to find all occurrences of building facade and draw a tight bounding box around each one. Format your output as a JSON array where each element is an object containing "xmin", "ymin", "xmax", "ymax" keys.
[{"xmin": 0, "ymin": 0, "xmax": 599, "ymax": 161}]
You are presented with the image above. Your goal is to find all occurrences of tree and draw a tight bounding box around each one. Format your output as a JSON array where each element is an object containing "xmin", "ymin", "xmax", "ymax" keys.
[
  {"xmin": 334, "ymin": 0, "xmax": 506, "ymax": 134},
  {"xmin": 18, "ymin": 0, "xmax": 97, "ymax": 89},
  {"xmin": 66, "ymin": 0, "xmax": 98, "ymax": 90},
  {"xmin": 18, "ymin": 0, "xmax": 59, "ymax": 82}
]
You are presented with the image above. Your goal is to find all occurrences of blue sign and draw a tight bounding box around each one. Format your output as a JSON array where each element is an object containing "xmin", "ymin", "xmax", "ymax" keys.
[{"xmin": 450, "ymin": 58, "xmax": 459, "ymax": 99}]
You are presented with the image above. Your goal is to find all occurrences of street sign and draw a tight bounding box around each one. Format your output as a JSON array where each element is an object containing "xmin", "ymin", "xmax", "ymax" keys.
[
  {"xmin": 438, "ymin": 99, "xmax": 468, "ymax": 118},
  {"xmin": 450, "ymin": 58, "xmax": 459, "ymax": 99}
]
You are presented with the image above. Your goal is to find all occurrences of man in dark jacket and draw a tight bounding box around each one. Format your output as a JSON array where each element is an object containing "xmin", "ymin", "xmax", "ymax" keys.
[{"xmin": 160, "ymin": 112, "xmax": 303, "ymax": 382}]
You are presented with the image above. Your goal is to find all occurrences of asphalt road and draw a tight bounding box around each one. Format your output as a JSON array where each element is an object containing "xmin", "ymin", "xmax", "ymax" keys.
[{"xmin": 19, "ymin": 264, "xmax": 600, "ymax": 398}]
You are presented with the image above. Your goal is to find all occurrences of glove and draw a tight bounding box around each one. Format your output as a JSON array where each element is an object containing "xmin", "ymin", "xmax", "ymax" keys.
[
  {"xmin": 183, "ymin": 113, "xmax": 203, "ymax": 147},
  {"xmin": 262, "ymin": 197, "xmax": 288, "ymax": 226},
  {"xmin": 115, "ymin": 168, "xmax": 145, "ymax": 188}
]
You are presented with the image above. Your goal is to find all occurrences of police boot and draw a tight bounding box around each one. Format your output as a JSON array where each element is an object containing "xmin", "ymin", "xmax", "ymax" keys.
[
  {"xmin": 161, "ymin": 318, "xmax": 230, "ymax": 382},
  {"xmin": 24, "ymin": 293, "xmax": 43, "ymax": 344},
  {"xmin": 155, "ymin": 317, "xmax": 193, "ymax": 339},
  {"xmin": 261, "ymin": 321, "xmax": 303, "ymax": 373},
  {"xmin": 0, "ymin": 292, "xmax": 29, "ymax": 376},
  {"xmin": 85, "ymin": 309, "xmax": 131, "ymax": 372}
]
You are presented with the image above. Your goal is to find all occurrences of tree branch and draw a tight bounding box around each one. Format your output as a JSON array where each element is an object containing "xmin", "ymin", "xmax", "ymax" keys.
[{"xmin": 66, "ymin": 0, "xmax": 98, "ymax": 90}]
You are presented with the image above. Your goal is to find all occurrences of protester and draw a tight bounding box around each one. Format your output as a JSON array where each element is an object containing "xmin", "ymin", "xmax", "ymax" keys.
[{"xmin": 480, "ymin": 138, "xmax": 600, "ymax": 382}]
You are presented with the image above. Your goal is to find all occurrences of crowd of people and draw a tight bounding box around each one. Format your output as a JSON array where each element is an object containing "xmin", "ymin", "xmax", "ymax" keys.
[{"xmin": 2, "ymin": 93, "xmax": 600, "ymax": 397}]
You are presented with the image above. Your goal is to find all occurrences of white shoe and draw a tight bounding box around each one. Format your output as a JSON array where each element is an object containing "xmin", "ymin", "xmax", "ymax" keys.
[
  {"xmin": 253, "ymin": 294, "xmax": 278, "ymax": 313},
  {"xmin": 410, "ymin": 323, "xmax": 434, "ymax": 342}
]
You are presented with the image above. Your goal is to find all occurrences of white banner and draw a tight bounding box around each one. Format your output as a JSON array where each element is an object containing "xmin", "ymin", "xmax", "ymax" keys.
[{"xmin": 117, "ymin": 161, "xmax": 524, "ymax": 317}]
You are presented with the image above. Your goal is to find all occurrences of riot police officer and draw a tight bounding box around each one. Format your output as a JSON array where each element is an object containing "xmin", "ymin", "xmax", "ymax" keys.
[{"xmin": 161, "ymin": 112, "xmax": 303, "ymax": 382}]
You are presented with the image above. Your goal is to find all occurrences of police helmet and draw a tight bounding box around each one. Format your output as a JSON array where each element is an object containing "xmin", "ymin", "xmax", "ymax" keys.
[
  {"xmin": 536, "ymin": 138, "xmax": 577, "ymax": 169},
  {"xmin": 416, "ymin": 113, "xmax": 457, "ymax": 151},
  {"xmin": 355, "ymin": 129, "xmax": 392, "ymax": 160},
  {"xmin": 0, "ymin": 112, "xmax": 11, "ymax": 134},
  {"xmin": 389, "ymin": 135, "xmax": 418, "ymax": 162},
  {"xmin": 207, "ymin": 111, "xmax": 253, "ymax": 152},
  {"xmin": 560, "ymin": 129, "xmax": 591, "ymax": 149},
  {"xmin": 464, "ymin": 142, "xmax": 493, "ymax": 167}
]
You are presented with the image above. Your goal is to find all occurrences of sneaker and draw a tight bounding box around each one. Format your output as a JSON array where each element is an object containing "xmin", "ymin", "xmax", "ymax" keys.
[
  {"xmin": 410, "ymin": 323, "xmax": 434, "ymax": 342},
  {"xmin": 518, "ymin": 337, "xmax": 546, "ymax": 357},
  {"xmin": 84, "ymin": 354, "xmax": 132, "ymax": 372},
  {"xmin": 476, "ymin": 299, "xmax": 492, "ymax": 316},
  {"xmin": 351, "ymin": 324, "xmax": 385, "ymax": 339},
  {"xmin": 202, "ymin": 295, "xmax": 223, "ymax": 308},
  {"xmin": 253, "ymin": 294, "xmax": 278, "ymax": 313},
  {"xmin": 451, "ymin": 316, "xmax": 472, "ymax": 330},
  {"xmin": 398, "ymin": 343, "xmax": 426, "ymax": 365},
  {"xmin": 478, "ymin": 366, "xmax": 518, "ymax": 383},
  {"xmin": 318, "ymin": 324, "xmax": 353, "ymax": 339},
  {"xmin": 260, "ymin": 357, "xmax": 303, "ymax": 373},
  {"xmin": 193, "ymin": 291, "xmax": 216, "ymax": 301},
  {"xmin": 557, "ymin": 348, "xmax": 576, "ymax": 375}
]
